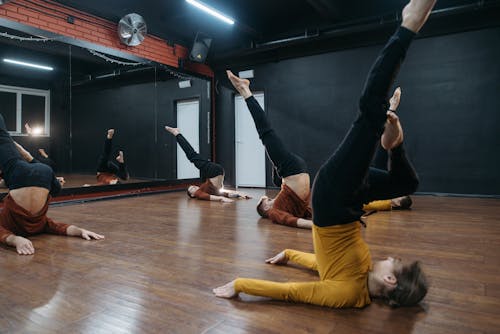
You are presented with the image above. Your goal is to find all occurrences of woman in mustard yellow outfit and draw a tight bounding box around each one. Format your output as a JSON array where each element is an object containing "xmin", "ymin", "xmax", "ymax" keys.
[{"xmin": 214, "ymin": 0, "xmax": 433, "ymax": 308}]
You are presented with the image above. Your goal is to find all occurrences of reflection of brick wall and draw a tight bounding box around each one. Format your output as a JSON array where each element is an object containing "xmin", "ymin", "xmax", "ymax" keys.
[{"xmin": 0, "ymin": 0, "xmax": 213, "ymax": 77}]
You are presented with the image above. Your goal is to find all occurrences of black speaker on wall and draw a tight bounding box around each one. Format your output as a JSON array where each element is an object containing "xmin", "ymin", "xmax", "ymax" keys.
[{"xmin": 189, "ymin": 32, "xmax": 212, "ymax": 63}]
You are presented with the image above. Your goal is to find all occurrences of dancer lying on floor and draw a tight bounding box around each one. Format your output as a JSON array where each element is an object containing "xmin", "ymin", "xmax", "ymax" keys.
[
  {"xmin": 0, "ymin": 114, "xmax": 104, "ymax": 255},
  {"xmin": 214, "ymin": 0, "xmax": 433, "ymax": 307},
  {"xmin": 226, "ymin": 72, "xmax": 412, "ymax": 229},
  {"xmin": 96, "ymin": 129, "xmax": 130, "ymax": 185},
  {"xmin": 165, "ymin": 126, "xmax": 251, "ymax": 202}
]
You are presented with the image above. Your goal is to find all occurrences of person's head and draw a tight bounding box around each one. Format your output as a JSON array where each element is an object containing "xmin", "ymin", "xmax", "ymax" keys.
[
  {"xmin": 391, "ymin": 196, "xmax": 413, "ymax": 210},
  {"xmin": 256, "ymin": 195, "xmax": 275, "ymax": 218},
  {"xmin": 187, "ymin": 185, "xmax": 199, "ymax": 198},
  {"xmin": 369, "ymin": 257, "xmax": 428, "ymax": 307}
]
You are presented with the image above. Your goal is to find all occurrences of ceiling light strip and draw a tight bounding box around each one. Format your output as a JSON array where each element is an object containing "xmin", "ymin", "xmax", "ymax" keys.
[
  {"xmin": 186, "ymin": 0, "xmax": 235, "ymax": 25},
  {"xmin": 3, "ymin": 58, "xmax": 53, "ymax": 71}
]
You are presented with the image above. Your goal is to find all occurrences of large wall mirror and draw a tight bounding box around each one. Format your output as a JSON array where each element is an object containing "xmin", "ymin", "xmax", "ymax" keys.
[{"xmin": 0, "ymin": 24, "xmax": 212, "ymax": 195}]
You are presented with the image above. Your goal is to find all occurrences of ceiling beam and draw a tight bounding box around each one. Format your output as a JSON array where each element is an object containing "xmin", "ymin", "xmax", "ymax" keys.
[{"xmin": 305, "ymin": 0, "xmax": 340, "ymax": 22}]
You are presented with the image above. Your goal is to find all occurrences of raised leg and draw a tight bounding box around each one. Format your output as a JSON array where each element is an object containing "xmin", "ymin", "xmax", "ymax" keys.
[
  {"xmin": 96, "ymin": 129, "xmax": 114, "ymax": 173},
  {"xmin": 166, "ymin": 126, "xmax": 223, "ymax": 179},
  {"xmin": 311, "ymin": 0, "xmax": 435, "ymax": 227},
  {"xmin": 227, "ymin": 71, "xmax": 307, "ymax": 178}
]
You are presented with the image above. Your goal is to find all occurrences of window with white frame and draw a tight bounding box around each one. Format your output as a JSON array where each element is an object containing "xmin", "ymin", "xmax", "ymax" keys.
[{"xmin": 0, "ymin": 84, "xmax": 50, "ymax": 136}]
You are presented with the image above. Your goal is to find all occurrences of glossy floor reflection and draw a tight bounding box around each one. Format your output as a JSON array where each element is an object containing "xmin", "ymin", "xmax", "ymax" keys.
[
  {"xmin": 0, "ymin": 190, "xmax": 499, "ymax": 333},
  {"xmin": 0, "ymin": 173, "xmax": 161, "ymax": 194}
]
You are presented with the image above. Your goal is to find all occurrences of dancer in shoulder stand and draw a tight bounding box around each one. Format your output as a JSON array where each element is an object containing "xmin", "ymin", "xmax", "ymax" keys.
[
  {"xmin": 165, "ymin": 126, "xmax": 251, "ymax": 202},
  {"xmin": 226, "ymin": 74, "xmax": 412, "ymax": 230},
  {"xmin": 214, "ymin": 0, "xmax": 434, "ymax": 308},
  {"xmin": 96, "ymin": 129, "xmax": 129, "ymax": 185}
]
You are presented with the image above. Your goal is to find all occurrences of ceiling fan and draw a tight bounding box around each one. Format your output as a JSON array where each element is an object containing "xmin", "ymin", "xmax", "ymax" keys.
[{"xmin": 118, "ymin": 13, "xmax": 147, "ymax": 46}]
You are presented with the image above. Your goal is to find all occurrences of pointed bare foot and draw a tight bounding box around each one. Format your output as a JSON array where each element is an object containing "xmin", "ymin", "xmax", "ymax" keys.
[
  {"xmin": 213, "ymin": 280, "xmax": 238, "ymax": 298},
  {"xmin": 116, "ymin": 151, "xmax": 124, "ymax": 164},
  {"xmin": 24, "ymin": 123, "xmax": 33, "ymax": 135},
  {"xmin": 389, "ymin": 87, "xmax": 402, "ymax": 111},
  {"xmin": 164, "ymin": 126, "xmax": 180, "ymax": 136},
  {"xmin": 107, "ymin": 129, "xmax": 114, "ymax": 139},
  {"xmin": 38, "ymin": 148, "xmax": 49, "ymax": 158},
  {"xmin": 381, "ymin": 111, "xmax": 404, "ymax": 150},
  {"xmin": 226, "ymin": 70, "xmax": 252, "ymax": 99},
  {"xmin": 401, "ymin": 0, "xmax": 437, "ymax": 33}
]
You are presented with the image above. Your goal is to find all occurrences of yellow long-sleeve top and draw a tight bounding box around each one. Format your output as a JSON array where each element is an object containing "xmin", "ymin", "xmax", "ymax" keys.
[{"xmin": 234, "ymin": 221, "xmax": 372, "ymax": 308}]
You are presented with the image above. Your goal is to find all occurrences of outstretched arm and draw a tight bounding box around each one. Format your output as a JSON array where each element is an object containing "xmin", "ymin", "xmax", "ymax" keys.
[
  {"xmin": 66, "ymin": 225, "xmax": 105, "ymax": 240},
  {"xmin": 363, "ymin": 199, "xmax": 392, "ymax": 211},
  {"xmin": 193, "ymin": 189, "xmax": 234, "ymax": 203},
  {"xmin": 3, "ymin": 232, "xmax": 35, "ymax": 255},
  {"xmin": 220, "ymin": 189, "xmax": 252, "ymax": 199},
  {"xmin": 210, "ymin": 195, "xmax": 234, "ymax": 203},
  {"xmin": 267, "ymin": 208, "xmax": 312, "ymax": 229},
  {"xmin": 44, "ymin": 218, "xmax": 104, "ymax": 240},
  {"xmin": 266, "ymin": 249, "xmax": 317, "ymax": 271}
]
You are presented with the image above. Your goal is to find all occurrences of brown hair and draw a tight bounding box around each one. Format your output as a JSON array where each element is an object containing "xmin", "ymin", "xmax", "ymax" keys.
[
  {"xmin": 387, "ymin": 261, "xmax": 428, "ymax": 307},
  {"xmin": 256, "ymin": 197, "xmax": 269, "ymax": 218},
  {"xmin": 187, "ymin": 187, "xmax": 196, "ymax": 198},
  {"xmin": 399, "ymin": 196, "xmax": 413, "ymax": 209}
]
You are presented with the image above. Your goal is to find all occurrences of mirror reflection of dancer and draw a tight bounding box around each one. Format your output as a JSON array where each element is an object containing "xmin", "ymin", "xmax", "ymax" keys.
[
  {"xmin": 214, "ymin": 0, "xmax": 434, "ymax": 308},
  {"xmin": 0, "ymin": 114, "xmax": 104, "ymax": 255},
  {"xmin": 165, "ymin": 126, "xmax": 251, "ymax": 202},
  {"xmin": 12, "ymin": 140, "xmax": 66, "ymax": 187},
  {"xmin": 24, "ymin": 123, "xmax": 57, "ymax": 172},
  {"xmin": 96, "ymin": 129, "xmax": 129, "ymax": 185},
  {"xmin": 226, "ymin": 72, "xmax": 412, "ymax": 229},
  {"xmin": 0, "ymin": 141, "xmax": 64, "ymax": 189}
]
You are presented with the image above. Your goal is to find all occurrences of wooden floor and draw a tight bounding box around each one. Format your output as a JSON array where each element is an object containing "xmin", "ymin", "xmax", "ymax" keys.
[{"xmin": 0, "ymin": 189, "xmax": 499, "ymax": 334}]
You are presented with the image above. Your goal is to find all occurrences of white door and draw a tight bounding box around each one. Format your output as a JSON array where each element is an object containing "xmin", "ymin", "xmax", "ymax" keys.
[
  {"xmin": 235, "ymin": 93, "xmax": 266, "ymax": 187},
  {"xmin": 176, "ymin": 99, "xmax": 200, "ymax": 179}
]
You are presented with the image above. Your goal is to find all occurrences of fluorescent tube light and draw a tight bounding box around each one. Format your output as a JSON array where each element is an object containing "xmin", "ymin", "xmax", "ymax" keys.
[
  {"xmin": 3, "ymin": 58, "xmax": 53, "ymax": 71},
  {"xmin": 186, "ymin": 0, "xmax": 235, "ymax": 25}
]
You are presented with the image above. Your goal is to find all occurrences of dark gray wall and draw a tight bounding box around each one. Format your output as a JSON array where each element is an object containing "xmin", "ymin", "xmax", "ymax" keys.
[
  {"xmin": 1, "ymin": 72, "xmax": 71, "ymax": 174},
  {"xmin": 215, "ymin": 27, "xmax": 500, "ymax": 195},
  {"xmin": 71, "ymin": 72, "xmax": 211, "ymax": 180}
]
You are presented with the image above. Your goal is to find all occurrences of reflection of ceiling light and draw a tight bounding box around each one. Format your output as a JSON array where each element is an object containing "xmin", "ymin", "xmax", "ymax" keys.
[
  {"xmin": 32, "ymin": 127, "xmax": 43, "ymax": 135},
  {"xmin": 0, "ymin": 1, "xmax": 12, "ymax": 5},
  {"xmin": 3, "ymin": 58, "xmax": 53, "ymax": 71},
  {"xmin": 238, "ymin": 70, "xmax": 254, "ymax": 79},
  {"xmin": 186, "ymin": 0, "xmax": 234, "ymax": 25}
]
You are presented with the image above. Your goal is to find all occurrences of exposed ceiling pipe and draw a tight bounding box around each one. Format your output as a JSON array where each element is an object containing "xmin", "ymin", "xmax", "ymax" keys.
[{"xmin": 253, "ymin": 0, "xmax": 496, "ymax": 50}]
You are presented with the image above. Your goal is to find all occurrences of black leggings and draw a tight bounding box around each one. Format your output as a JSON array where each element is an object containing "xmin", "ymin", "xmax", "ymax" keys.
[
  {"xmin": 23, "ymin": 139, "xmax": 57, "ymax": 172},
  {"xmin": 176, "ymin": 134, "xmax": 223, "ymax": 180},
  {"xmin": 96, "ymin": 138, "xmax": 129, "ymax": 180},
  {"xmin": 0, "ymin": 114, "xmax": 60, "ymax": 194},
  {"xmin": 312, "ymin": 26, "xmax": 419, "ymax": 227},
  {"xmin": 36, "ymin": 155, "xmax": 57, "ymax": 172},
  {"xmin": 245, "ymin": 96, "xmax": 308, "ymax": 185}
]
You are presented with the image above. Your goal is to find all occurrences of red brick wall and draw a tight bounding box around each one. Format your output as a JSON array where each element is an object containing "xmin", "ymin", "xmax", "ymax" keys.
[{"xmin": 0, "ymin": 0, "xmax": 213, "ymax": 77}]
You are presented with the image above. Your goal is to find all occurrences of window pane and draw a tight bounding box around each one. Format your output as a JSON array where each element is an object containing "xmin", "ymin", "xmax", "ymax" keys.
[
  {"xmin": 21, "ymin": 94, "xmax": 46, "ymax": 134},
  {"xmin": 0, "ymin": 91, "xmax": 17, "ymax": 131}
]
